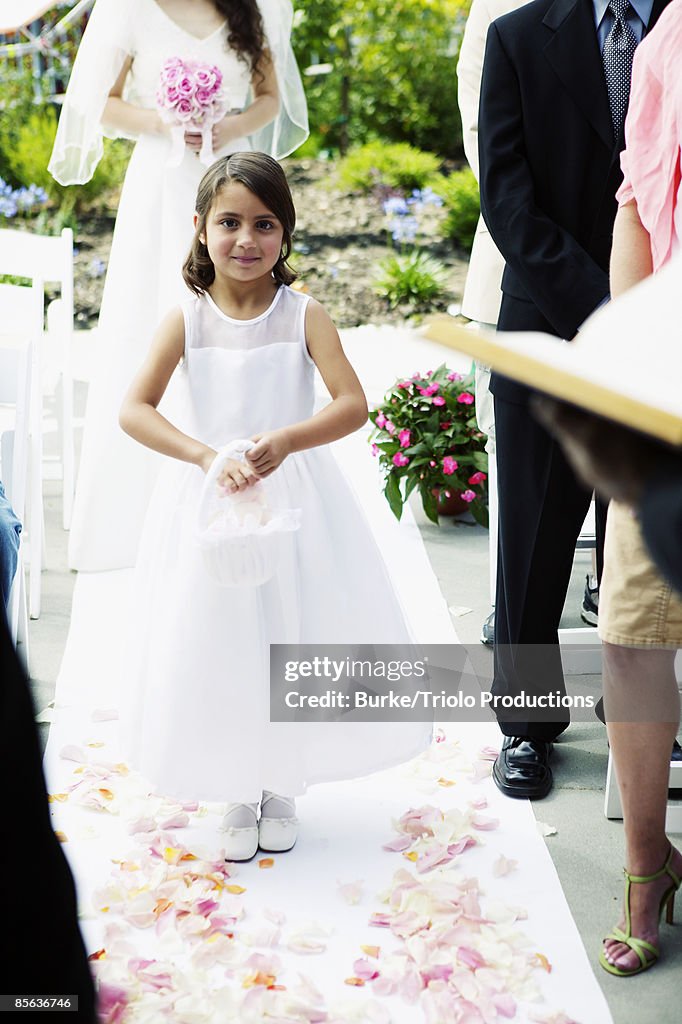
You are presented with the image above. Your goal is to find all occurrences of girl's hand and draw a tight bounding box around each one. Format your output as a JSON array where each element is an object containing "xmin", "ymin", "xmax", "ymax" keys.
[
  {"xmin": 198, "ymin": 448, "xmax": 218, "ymax": 475},
  {"xmin": 211, "ymin": 113, "xmax": 243, "ymax": 153},
  {"xmin": 217, "ymin": 458, "xmax": 259, "ymax": 494},
  {"xmin": 246, "ymin": 431, "xmax": 291, "ymax": 477}
]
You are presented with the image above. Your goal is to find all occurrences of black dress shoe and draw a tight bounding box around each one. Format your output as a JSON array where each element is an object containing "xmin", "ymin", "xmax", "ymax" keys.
[
  {"xmin": 492, "ymin": 736, "xmax": 554, "ymax": 799},
  {"xmin": 672, "ymin": 740, "xmax": 682, "ymax": 762}
]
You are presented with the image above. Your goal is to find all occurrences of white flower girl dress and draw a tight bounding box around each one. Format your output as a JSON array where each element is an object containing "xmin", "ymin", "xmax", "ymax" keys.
[{"xmin": 122, "ymin": 286, "xmax": 431, "ymax": 803}]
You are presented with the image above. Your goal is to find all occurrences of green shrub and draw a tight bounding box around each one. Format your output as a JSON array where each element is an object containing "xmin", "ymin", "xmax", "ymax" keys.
[
  {"xmin": 337, "ymin": 142, "xmax": 441, "ymax": 193},
  {"xmin": 292, "ymin": 0, "xmax": 469, "ymax": 158},
  {"xmin": 373, "ymin": 249, "xmax": 449, "ymax": 309},
  {"xmin": 433, "ymin": 167, "xmax": 480, "ymax": 251},
  {"xmin": 6, "ymin": 107, "xmax": 131, "ymax": 225}
]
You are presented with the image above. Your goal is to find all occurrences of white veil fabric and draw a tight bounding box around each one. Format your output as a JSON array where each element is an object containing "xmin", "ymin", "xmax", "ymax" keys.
[
  {"xmin": 48, "ymin": 0, "xmax": 308, "ymax": 186},
  {"xmin": 48, "ymin": 0, "xmax": 137, "ymax": 185},
  {"xmin": 252, "ymin": 0, "xmax": 309, "ymax": 158}
]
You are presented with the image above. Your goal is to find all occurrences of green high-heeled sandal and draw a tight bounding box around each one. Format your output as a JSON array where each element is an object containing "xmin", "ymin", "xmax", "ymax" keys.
[{"xmin": 599, "ymin": 845, "xmax": 681, "ymax": 977}]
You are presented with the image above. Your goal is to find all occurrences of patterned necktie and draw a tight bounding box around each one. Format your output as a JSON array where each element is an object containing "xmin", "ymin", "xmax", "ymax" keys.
[{"xmin": 602, "ymin": 0, "xmax": 639, "ymax": 139}]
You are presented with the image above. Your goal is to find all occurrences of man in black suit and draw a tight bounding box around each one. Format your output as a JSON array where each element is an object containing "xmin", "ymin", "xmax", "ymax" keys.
[{"xmin": 478, "ymin": 0, "xmax": 669, "ymax": 798}]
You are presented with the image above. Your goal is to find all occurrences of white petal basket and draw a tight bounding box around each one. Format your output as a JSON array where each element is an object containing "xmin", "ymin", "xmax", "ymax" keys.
[{"xmin": 195, "ymin": 440, "xmax": 301, "ymax": 587}]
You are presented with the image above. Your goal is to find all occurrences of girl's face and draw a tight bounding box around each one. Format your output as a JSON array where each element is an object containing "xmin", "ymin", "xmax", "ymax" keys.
[{"xmin": 198, "ymin": 182, "xmax": 284, "ymax": 285}]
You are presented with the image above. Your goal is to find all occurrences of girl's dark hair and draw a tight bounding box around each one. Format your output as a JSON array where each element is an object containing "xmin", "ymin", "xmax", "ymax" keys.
[
  {"xmin": 182, "ymin": 152, "xmax": 297, "ymax": 294},
  {"xmin": 216, "ymin": 0, "xmax": 267, "ymax": 79}
]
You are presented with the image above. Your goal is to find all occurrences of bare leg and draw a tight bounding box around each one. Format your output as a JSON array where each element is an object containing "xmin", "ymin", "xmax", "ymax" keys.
[{"xmin": 602, "ymin": 643, "xmax": 681, "ymax": 970}]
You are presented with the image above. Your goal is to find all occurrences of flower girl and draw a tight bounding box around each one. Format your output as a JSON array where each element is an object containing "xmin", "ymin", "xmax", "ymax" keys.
[{"xmin": 119, "ymin": 153, "xmax": 430, "ymax": 860}]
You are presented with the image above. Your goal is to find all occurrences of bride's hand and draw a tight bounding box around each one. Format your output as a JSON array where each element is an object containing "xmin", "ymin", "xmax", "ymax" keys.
[
  {"xmin": 184, "ymin": 130, "xmax": 203, "ymax": 153},
  {"xmin": 211, "ymin": 113, "xmax": 243, "ymax": 153}
]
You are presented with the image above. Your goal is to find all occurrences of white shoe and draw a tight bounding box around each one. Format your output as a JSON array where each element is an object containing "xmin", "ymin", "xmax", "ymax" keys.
[
  {"xmin": 222, "ymin": 802, "xmax": 259, "ymax": 861},
  {"xmin": 258, "ymin": 791, "xmax": 298, "ymax": 852}
]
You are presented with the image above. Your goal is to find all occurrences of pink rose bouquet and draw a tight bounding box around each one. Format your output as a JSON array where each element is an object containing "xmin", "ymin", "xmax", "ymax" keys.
[
  {"xmin": 369, "ymin": 364, "xmax": 488, "ymax": 524},
  {"xmin": 156, "ymin": 57, "xmax": 227, "ymax": 167}
]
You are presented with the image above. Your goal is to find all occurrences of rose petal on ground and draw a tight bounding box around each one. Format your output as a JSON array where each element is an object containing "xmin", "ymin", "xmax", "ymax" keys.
[
  {"xmin": 337, "ymin": 879, "xmax": 363, "ymax": 904},
  {"xmin": 382, "ymin": 835, "xmax": 414, "ymax": 852},
  {"xmin": 352, "ymin": 957, "xmax": 380, "ymax": 981},
  {"xmin": 258, "ymin": 858, "xmax": 275, "ymax": 869},
  {"xmin": 361, "ymin": 945, "xmax": 380, "ymax": 959},
  {"xmin": 457, "ymin": 945, "xmax": 486, "ymax": 970},
  {"xmin": 159, "ymin": 812, "xmax": 190, "ymax": 830},
  {"xmin": 128, "ymin": 818, "xmax": 158, "ymax": 835},
  {"xmin": 534, "ymin": 952, "xmax": 552, "ymax": 972},
  {"xmin": 60, "ymin": 744, "xmax": 86, "ymax": 763},
  {"xmin": 492, "ymin": 855, "xmax": 518, "ymax": 878},
  {"xmin": 537, "ymin": 821, "xmax": 558, "ymax": 837},
  {"xmin": 344, "ymin": 977, "xmax": 365, "ymax": 987},
  {"xmin": 471, "ymin": 814, "xmax": 499, "ymax": 831},
  {"xmin": 91, "ymin": 709, "xmax": 119, "ymax": 722},
  {"xmin": 478, "ymin": 745, "xmax": 499, "ymax": 761}
]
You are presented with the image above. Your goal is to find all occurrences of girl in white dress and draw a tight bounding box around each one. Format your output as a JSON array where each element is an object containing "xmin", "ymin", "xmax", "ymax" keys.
[
  {"xmin": 119, "ymin": 153, "xmax": 431, "ymax": 861},
  {"xmin": 48, "ymin": 0, "xmax": 307, "ymax": 571}
]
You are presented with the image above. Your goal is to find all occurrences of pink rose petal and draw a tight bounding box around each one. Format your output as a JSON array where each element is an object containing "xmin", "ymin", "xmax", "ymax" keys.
[{"xmin": 382, "ymin": 834, "xmax": 414, "ymax": 852}]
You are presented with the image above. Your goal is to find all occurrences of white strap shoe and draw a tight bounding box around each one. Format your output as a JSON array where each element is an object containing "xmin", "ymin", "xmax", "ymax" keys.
[
  {"xmin": 258, "ymin": 791, "xmax": 298, "ymax": 852},
  {"xmin": 222, "ymin": 802, "xmax": 259, "ymax": 862}
]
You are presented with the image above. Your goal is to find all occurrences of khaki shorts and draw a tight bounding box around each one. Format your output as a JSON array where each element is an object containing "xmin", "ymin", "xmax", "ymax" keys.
[{"xmin": 598, "ymin": 500, "xmax": 682, "ymax": 648}]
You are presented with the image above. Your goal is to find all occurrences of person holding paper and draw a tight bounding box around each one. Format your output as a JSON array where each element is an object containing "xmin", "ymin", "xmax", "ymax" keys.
[
  {"xmin": 590, "ymin": 4, "xmax": 682, "ymax": 977},
  {"xmin": 478, "ymin": 0, "xmax": 670, "ymax": 799},
  {"xmin": 534, "ymin": 398, "xmax": 682, "ymax": 595}
]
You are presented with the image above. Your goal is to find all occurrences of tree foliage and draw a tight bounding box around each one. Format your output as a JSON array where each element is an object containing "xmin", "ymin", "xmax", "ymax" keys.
[{"xmin": 292, "ymin": 0, "xmax": 470, "ymax": 158}]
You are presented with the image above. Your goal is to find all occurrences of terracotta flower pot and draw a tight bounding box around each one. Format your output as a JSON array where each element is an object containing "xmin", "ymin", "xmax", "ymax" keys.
[{"xmin": 432, "ymin": 487, "xmax": 470, "ymax": 517}]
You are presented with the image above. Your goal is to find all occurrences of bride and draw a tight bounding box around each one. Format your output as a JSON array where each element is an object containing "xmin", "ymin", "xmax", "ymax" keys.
[{"xmin": 49, "ymin": 0, "xmax": 308, "ymax": 571}]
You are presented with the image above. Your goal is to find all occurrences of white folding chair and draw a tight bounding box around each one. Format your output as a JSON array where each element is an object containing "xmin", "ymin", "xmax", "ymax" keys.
[
  {"xmin": 0, "ymin": 227, "xmax": 75, "ymax": 531},
  {"xmin": 0, "ymin": 283, "xmax": 43, "ymax": 622},
  {"xmin": 0, "ymin": 312, "xmax": 35, "ymax": 671},
  {"xmin": 605, "ymin": 743, "xmax": 682, "ymax": 833}
]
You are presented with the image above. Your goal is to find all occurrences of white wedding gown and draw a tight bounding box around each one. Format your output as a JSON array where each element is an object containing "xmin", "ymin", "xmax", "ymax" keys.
[
  {"xmin": 68, "ymin": 0, "xmax": 255, "ymax": 571},
  {"xmin": 122, "ymin": 286, "xmax": 432, "ymax": 802}
]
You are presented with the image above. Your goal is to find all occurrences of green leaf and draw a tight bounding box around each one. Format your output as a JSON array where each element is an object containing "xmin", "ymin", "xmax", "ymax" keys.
[
  {"xmin": 469, "ymin": 500, "xmax": 489, "ymax": 529},
  {"xmin": 472, "ymin": 451, "xmax": 489, "ymax": 471},
  {"xmin": 385, "ymin": 472, "xmax": 404, "ymax": 520},
  {"xmin": 420, "ymin": 485, "xmax": 440, "ymax": 524},
  {"xmin": 404, "ymin": 474, "xmax": 420, "ymax": 499}
]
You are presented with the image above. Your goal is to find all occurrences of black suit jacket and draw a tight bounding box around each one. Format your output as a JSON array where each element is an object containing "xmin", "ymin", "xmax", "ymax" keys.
[{"xmin": 478, "ymin": 0, "xmax": 669, "ymax": 401}]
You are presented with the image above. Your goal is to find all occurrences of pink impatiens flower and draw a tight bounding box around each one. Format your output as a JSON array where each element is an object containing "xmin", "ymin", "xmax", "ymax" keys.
[
  {"xmin": 375, "ymin": 412, "xmax": 387, "ymax": 428},
  {"xmin": 398, "ymin": 429, "xmax": 411, "ymax": 448},
  {"xmin": 432, "ymin": 396, "xmax": 446, "ymax": 406},
  {"xmin": 371, "ymin": 443, "xmax": 379, "ymax": 457},
  {"xmin": 418, "ymin": 383, "xmax": 440, "ymax": 397},
  {"xmin": 461, "ymin": 489, "xmax": 476, "ymax": 502},
  {"xmin": 393, "ymin": 452, "xmax": 410, "ymax": 467},
  {"xmin": 457, "ymin": 392, "xmax": 475, "ymax": 405},
  {"xmin": 447, "ymin": 371, "xmax": 463, "ymax": 381},
  {"xmin": 468, "ymin": 471, "xmax": 487, "ymax": 485},
  {"xmin": 442, "ymin": 456, "xmax": 458, "ymax": 475},
  {"xmin": 385, "ymin": 420, "xmax": 396, "ymax": 434}
]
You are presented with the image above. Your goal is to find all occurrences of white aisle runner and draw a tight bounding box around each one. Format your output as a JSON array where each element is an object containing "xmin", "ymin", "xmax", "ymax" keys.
[{"xmin": 44, "ymin": 324, "xmax": 613, "ymax": 1023}]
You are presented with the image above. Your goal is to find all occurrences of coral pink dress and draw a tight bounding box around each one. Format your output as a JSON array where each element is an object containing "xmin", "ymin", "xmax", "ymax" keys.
[{"xmin": 616, "ymin": 0, "xmax": 682, "ymax": 271}]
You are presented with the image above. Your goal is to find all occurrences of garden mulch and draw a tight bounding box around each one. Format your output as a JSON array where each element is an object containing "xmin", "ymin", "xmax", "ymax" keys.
[{"xmin": 72, "ymin": 157, "xmax": 470, "ymax": 330}]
